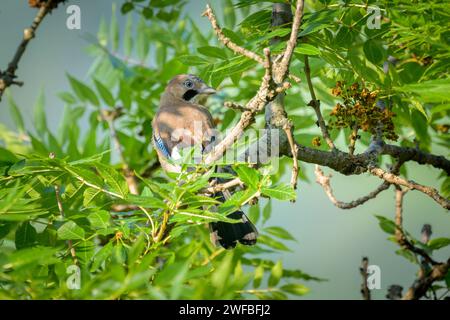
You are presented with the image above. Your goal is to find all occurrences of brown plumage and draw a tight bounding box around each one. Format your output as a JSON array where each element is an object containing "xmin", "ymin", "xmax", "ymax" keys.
[{"xmin": 152, "ymin": 74, "xmax": 258, "ymax": 249}]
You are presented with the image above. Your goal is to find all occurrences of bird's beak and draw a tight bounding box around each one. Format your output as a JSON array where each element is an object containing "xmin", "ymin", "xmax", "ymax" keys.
[{"xmin": 199, "ymin": 84, "xmax": 216, "ymax": 95}]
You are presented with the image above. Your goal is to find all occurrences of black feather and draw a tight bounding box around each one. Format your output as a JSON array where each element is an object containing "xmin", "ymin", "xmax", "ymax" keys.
[{"xmin": 209, "ymin": 191, "xmax": 258, "ymax": 249}]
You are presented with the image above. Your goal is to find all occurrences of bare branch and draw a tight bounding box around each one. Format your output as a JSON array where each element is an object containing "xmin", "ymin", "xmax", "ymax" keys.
[
  {"xmin": 284, "ymin": 124, "xmax": 299, "ymax": 190},
  {"xmin": 277, "ymin": 0, "xmax": 305, "ymax": 81},
  {"xmin": 202, "ymin": 4, "xmax": 264, "ymax": 65},
  {"xmin": 371, "ymin": 167, "xmax": 450, "ymax": 210},
  {"xmin": 204, "ymin": 49, "xmax": 275, "ymax": 165},
  {"xmin": 403, "ymin": 260, "xmax": 450, "ymax": 300},
  {"xmin": 202, "ymin": 178, "xmax": 243, "ymax": 195},
  {"xmin": 0, "ymin": 0, "xmax": 66, "ymax": 100},
  {"xmin": 382, "ymin": 143, "xmax": 450, "ymax": 175},
  {"xmin": 348, "ymin": 125, "xmax": 359, "ymax": 155},
  {"xmin": 393, "ymin": 189, "xmax": 450, "ymax": 300},
  {"xmin": 224, "ymin": 101, "xmax": 247, "ymax": 112},
  {"xmin": 315, "ymin": 165, "xmax": 390, "ymax": 209},
  {"xmin": 394, "ymin": 188, "xmax": 438, "ymax": 265},
  {"xmin": 360, "ymin": 257, "xmax": 371, "ymax": 300}
]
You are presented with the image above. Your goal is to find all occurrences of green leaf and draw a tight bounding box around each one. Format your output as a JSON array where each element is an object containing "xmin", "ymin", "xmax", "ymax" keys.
[
  {"xmin": 223, "ymin": 0, "xmax": 236, "ymax": 28},
  {"xmin": 261, "ymin": 184, "xmax": 296, "ymax": 201},
  {"xmin": 265, "ymin": 226, "xmax": 295, "ymax": 241},
  {"xmin": 96, "ymin": 164, "xmax": 128, "ymax": 197},
  {"xmin": 67, "ymin": 75, "xmax": 100, "ymax": 107},
  {"xmin": 124, "ymin": 15, "xmax": 133, "ymax": 56},
  {"xmin": 281, "ymin": 283, "xmax": 309, "ymax": 296},
  {"xmin": 363, "ymin": 39, "xmax": 384, "ymax": 65},
  {"xmin": 7, "ymin": 92, "xmax": 25, "ymax": 133},
  {"xmin": 0, "ymin": 222, "xmax": 12, "ymax": 239},
  {"xmin": 178, "ymin": 55, "xmax": 209, "ymax": 66},
  {"xmin": 88, "ymin": 210, "xmax": 110, "ymax": 230},
  {"xmin": 258, "ymin": 234, "xmax": 290, "ymax": 251},
  {"xmin": 110, "ymin": 3, "xmax": 119, "ymax": 51},
  {"xmin": 4, "ymin": 247, "xmax": 58, "ymax": 269},
  {"xmin": 211, "ymin": 252, "xmax": 234, "ymax": 294},
  {"xmin": 234, "ymin": 165, "xmax": 260, "ymax": 189},
  {"xmin": 94, "ymin": 79, "xmax": 115, "ymax": 106},
  {"xmin": 294, "ymin": 44, "xmax": 321, "ymax": 56},
  {"xmin": 395, "ymin": 79, "xmax": 450, "ymax": 103},
  {"xmin": 76, "ymin": 240, "xmax": 95, "ymax": 265},
  {"xmin": 123, "ymin": 194, "xmax": 166, "ymax": 208},
  {"xmin": 121, "ymin": 2, "xmax": 134, "ymax": 14},
  {"xmin": 248, "ymin": 202, "xmax": 260, "ymax": 225},
  {"xmin": 197, "ymin": 46, "xmax": 228, "ymax": 60},
  {"xmin": 142, "ymin": 7, "xmax": 153, "ymax": 19},
  {"xmin": 15, "ymin": 222, "xmax": 37, "ymax": 249},
  {"xmin": 57, "ymin": 221, "xmax": 85, "ymax": 240},
  {"xmin": 427, "ymin": 237, "xmax": 450, "ymax": 250},
  {"xmin": 253, "ymin": 264, "xmax": 264, "ymax": 289},
  {"xmin": 90, "ymin": 241, "xmax": 113, "ymax": 272},
  {"xmin": 268, "ymin": 260, "xmax": 283, "ymax": 287},
  {"xmin": 33, "ymin": 90, "xmax": 47, "ymax": 137},
  {"xmin": 298, "ymin": 21, "xmax": 332, "ymax": 37},
  {"xmin": 374, "ymin": 215, "xmax": 396, "ymax": 235},
  {"xmin": 262, "ymin": 199, "xmax": 272, "ymax": 224},
  {"xmin": 57, "ymin": 92, "xmax": 77, "ymax": 104},
  {"xmin": 136, "ymin": 17, "xmax": 149, "ymax": 61},
  {"xmin": 395, "ymin": 248, "xmax": 416, "ymax": 263}
]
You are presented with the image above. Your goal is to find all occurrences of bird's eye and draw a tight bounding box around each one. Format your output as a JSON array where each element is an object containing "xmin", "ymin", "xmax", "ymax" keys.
[{"xmin": 184, "ymin": 80, "xmax": 194, "ymax": 89}]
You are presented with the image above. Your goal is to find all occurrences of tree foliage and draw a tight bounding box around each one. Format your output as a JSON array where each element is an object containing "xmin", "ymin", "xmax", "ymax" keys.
[{"xmin": 0, "ymin": 0, "xmax": 449, "ymax": 300}]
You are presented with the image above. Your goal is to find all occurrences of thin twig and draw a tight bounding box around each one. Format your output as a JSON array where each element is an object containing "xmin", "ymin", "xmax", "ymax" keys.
[
  {"xmin": 276, "ymin": 0, "xmax": 305, "ymax": 81},
  {"xmin": 284, "ymin": 124, "xmax": 299, "ymax": 190},
  {"xmin": 360, "ymin": 257, "xmax": 371, "ymax": 300},
  {"xmin": 315, "ymin": 165, "xmax": 390, "ymax": 209},
  {"xmin": 203, "ymin": 178, "xmax": 243, "ymax": 194},
  {"xmin": 304, "ymin": 56, "xmax": 336, "ymax": 150},
  {"xmin": 393, "ymin": 188, "xmax": 450, "ymax": 300},
  {"xmin": 348, "ymin": 125, "xmax": 359, "ymax": 155},
  {"xmin": 394, "ymin": 188, "xmax": 437, "ymax": 265},
  {"xmin": 204, "ymin": 48, "xmax": 275, "ymax": 164},
  {"xmin": 0, "ymin": 0, "xmax": 64, "ymax": 100},
  {"xmin": 370, "ymin": 167, "xmax": 450, "ymax": 210},
  {"xmin": 202, "ymin": 4, "xmax": 264, "ymax": 65}
]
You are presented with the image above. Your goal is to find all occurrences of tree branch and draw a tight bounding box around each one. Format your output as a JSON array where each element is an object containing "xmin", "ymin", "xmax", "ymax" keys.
[
  {"xmin": 315, "ymin": 165, "xmax": 390, "ymax": 209},
  {"xmin": 371, "ymin": 167, "xmax": 450, "ymax": 210},
  {"xmin": 394, "ymin": 189, "xmax": 438, "ymax": 265},
  {"xmin": 393, "ymin": 189, "xmax": 450, "ymax": 300},
  {"xmin": 276, "ymin": 0, "xmax": 305, "ymax": 81},
  {"xmin": 0, "ymin": 0, "xmax": 66, "ymax": 101},
  {"xmin": 202, "ymin": 177, "xmax": 243, "ymax": 195},
  {"xmin": 360, "ymin": 257, "xmax": 371, "ymax": 300},
  {"xmin": 304, "ymin": 56, "xmax": 336, "ymax": 150},
  {"xmin": 202, "ymin": 4, "xmax": 264, "ymax": 65},
  {"xmin": 203, "ymin": 48, "xmax": 275, "ymax": 165},
  {"xmin": 382, "ymin": 143, "xmax": 450, "ymax": 175}
]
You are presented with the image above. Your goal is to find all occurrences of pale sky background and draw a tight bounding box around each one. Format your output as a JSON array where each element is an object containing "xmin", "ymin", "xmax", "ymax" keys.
[{"xmin": 0, "ymin": 0, "xmax": 448, "ymax": 299}]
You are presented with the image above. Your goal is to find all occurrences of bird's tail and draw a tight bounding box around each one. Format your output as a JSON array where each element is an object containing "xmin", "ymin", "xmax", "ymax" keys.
[{"xmin": 209, "ymin": 191, "xmax": 258, "ymax": 249}]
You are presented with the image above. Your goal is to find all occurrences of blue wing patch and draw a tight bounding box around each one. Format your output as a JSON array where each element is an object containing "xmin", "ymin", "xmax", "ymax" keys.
[{"xmin": 153, "ymin": 133, "xmax": 171, "ymax": 159}]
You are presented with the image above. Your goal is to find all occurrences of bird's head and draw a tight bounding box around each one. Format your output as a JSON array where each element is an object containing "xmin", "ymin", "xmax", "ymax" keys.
[{"xmin": 163, "ymin": 74, "xmax": 216, "ymax": 104}]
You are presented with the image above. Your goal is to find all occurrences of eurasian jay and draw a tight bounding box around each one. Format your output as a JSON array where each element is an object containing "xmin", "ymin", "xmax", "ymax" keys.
[{"xmin": 152, "ymin": 74, "xmax": 258, "ymax": 249}]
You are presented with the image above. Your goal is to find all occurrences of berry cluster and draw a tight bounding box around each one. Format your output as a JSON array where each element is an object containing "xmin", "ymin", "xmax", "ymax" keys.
[{"xmin": 329, "ymin": 82, "xmax": 398, "ymax": 141}]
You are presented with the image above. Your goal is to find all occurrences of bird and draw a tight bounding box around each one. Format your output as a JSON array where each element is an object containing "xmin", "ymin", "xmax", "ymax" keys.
[{"xmin": 152, "ymin": 74, "xmax": 258, "ymax": 249}]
